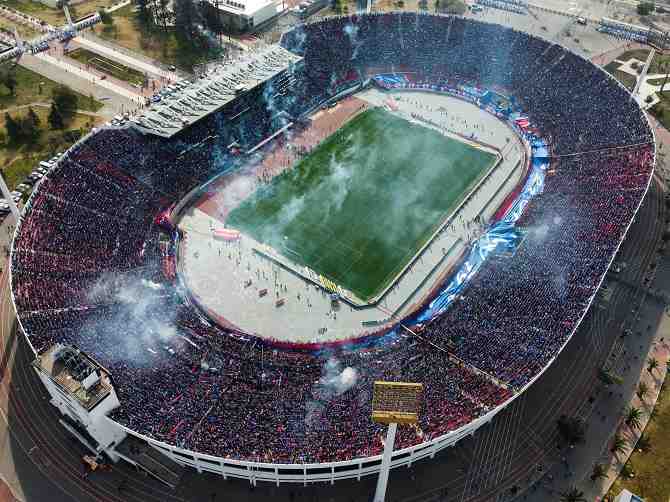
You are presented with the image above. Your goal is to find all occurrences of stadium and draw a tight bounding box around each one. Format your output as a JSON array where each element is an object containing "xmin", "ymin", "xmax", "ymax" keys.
[{"xmin": 9, "ymin": 12, "xmax": 655, "ymax": 485}]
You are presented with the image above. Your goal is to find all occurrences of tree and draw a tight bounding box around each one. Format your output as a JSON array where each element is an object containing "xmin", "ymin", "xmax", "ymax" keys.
[
  {"xmin": 136, "ymin": 0, "xmax": 152, "ymax": 26},
  {"xmin": 647, "ymin": 357, "xmax": 659, "ymax": 374},
  {"xmin": 48, "ymin": 104, "xmax": 65, "ymax": 130},
  {"xmin": 20, "ymin": 107, "xmax": 40, "ymax": 141},
  {"xmin": 557, "ymin": 415, "xmax": 585, "ymax": 446},
  {"xmin": 621, "ymin": 461, "xmax": 635, "ymax": 478},
  {"xmin": 419, "ymin": 0, "xmax": 428, "ymax": 9},
  {"xmin": 26, "ymin": 107, "xmax": 40, "ymax": 130},
  {"xmin": 0, "ymin": 68, "xmax": 17, "ymax": 96},
  {"xmin": 99, "ymin": 9, "xmax": 117, "ymax": 36},
  {"xmin": 4, "ymin": 112, "xmax": 20, "ymax": 143},
  {"xmin": 636, "ymin": 432, "xmax": 652, "ymax": 452},
  {"xmin": 625, "ymin": 406, "xmax": 643, "ymax": 430},
  {"xmin": 559, "ymin": 487, "xmax": 587, "ymax": 502},
  {"xmin": 598, "ymin": 368, "xmax": 623, "ymax": 386},
  {"xmin": 611, "ymin": 434, "xmax": 628, "ymax": 454},
  {"xmin": 52, "ymin": 85, "xmax": 78, "ymax": 123},
  {"xmin": 99, "ymin": 9, "xmax": 113, "ymax": 25},
  {"xmin": 590, "ymin": 463, "xmax": 607, "ymax": 481},
  {"xmin": 174, "ymin": 0, "xmax": 199, "ymax": 41},
  {"xmin": 637, "ymin": 1, "xmax": 655, "ymax": 15},
  {"xmin": 437, "ymin": 0, "xmax": 466, "ymax": 14},
  {"xmin": 636, "ymin": 381, "xmax": 649, "ymax": 401},
  {"xmin": 434, "ymin": 0, "xmax": 440, "ymax": 11}
]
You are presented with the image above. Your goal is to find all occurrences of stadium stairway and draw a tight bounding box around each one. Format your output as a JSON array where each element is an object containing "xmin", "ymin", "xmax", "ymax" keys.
[{"xmin": 115, "ymin": 436, "xmax": 184, "ymax": 489}]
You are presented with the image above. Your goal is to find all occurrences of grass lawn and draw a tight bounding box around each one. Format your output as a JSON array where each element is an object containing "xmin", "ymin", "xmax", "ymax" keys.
[
  {"xmin": 1, "ymin": 108, "xmax": 102, "ymax": 190},
  {"xmin": 227, "ymin": 108, "xmax": 496, "ymax": 301},
  {"xmin": 607, "ymin": 375, "xmax": 670, "ymax": 502},
  {"xmin": 66, "ymin": 47, "xmax": 147, "ymax": 86},
  {"xmin": 0, "ymin": 65, "xmax": 103, "ymax": 112},
  {"xmin": 2, "ymin": 0, "xmax": 117, "ymax": 26},
  {"xmin": 603, "ymin": 61, "xmax": 637, "ymax": 91},
  {"xmin": 616, "ymin": 48, "xmax": 670, "ymax": 76},
  {"xmin": 650, "ymin": 92, "xmax": 670, "ymax": 131},
  {"xmin": 0, "ymin": 16, "xmax": 38, "ymax": 38}
]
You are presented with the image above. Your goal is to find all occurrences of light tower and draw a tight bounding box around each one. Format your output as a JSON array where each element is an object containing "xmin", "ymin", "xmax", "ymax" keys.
[
  {"xmin": 0, "ymin": 173, "xmax": 20, "ymax": 222},
  {"xmin": 371, "ymin": 381, "xmax": 423, "ymax": 502}
]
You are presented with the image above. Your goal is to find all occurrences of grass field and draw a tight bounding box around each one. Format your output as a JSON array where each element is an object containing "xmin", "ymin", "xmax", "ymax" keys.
[
  {"xmin": 66, "ymin": 47, "xmax": 147, "ymax": 87},
  {"xmin": 227, "ymin": 108, "xmax": 496, "ymax": 301},
  {"xmin": 0, "ymin": 65, "xmax": 102, "ymax": 112},
  {"xmin": 603, "ymin": 61, "xmax": 637, "ymax": 91}
]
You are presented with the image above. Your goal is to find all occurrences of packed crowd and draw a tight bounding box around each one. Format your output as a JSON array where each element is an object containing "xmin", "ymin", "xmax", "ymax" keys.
[{"xmin": 10, "ymin": 13, "xmax": 654, "ymax": 463}]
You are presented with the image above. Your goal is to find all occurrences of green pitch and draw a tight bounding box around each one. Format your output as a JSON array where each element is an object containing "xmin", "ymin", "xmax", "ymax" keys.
[{"xmin": 227, "ymin": 108, "xmax": 496, "ymax": 301}]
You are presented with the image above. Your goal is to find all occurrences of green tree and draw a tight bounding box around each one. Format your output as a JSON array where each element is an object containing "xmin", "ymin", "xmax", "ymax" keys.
[
  {"xmin": 437, "ymin": 0, "xmax": 466, "ymax": 14},
  {"xmin": 590, "ymin": 463, "xmax": 607, "ymax": 481},
  {"xmin": 0, "ymin": 68, "xmax": 17, "ymax": 96},
  {"xmin": 52, "ymin": 85, "xmax": 78, "ymax": 123},
  {"xmin": 4, "ymin": 112, "xmax": 20, "ymax": 143},
  {"xmin": 636, "ymin": 381, "xmax": 649, "ymax": 401},
  {"xmin": 99, "ymin": 9, "xmax": 114, "ymax": 25},
  {"xmin": 48, "ymin": 104, "xmax": 65, "ymax": 130},
  {"xmin": 625, "ymin": 406, "xmax": 643, "ymax": 430},
  {"xmin": 611, "ymin": 434, "xmax": 627, "ymax": 454},
  {"xmin": 136, "ymin": 0, "xmax": 152, "ymax": 26},
  {"xmin": 637, "ymin": 432, "xmax": 652, "ymax": 452},
  {"xmin": 434, "ymin": 0, "xmax": 440, "ymax": 11},
  {"xmin": 598, "ymin": 368, "xmax": 623, "ymax": 386},
  {"xmin": 560, "ymin": 487, "xmax": 587, "ymax": 502},
  {"xmin": 637, "ymin": 1, "xmax": 655, "ymax": 15},
  {"xmin": 557, "ymin": 415, "xmax": 585, "ymax": 446},
  {"xmin": 419, "ymin": 0, "xmax": 428, "ymax": 9},
  {"xmin": 174, "ymin": 0, "xmax": 198, "ymax": 41},
  {"xmin": 26, "ymin": 107, "xmax": 40, "ymax": 129},
  {"xmin": 20, "ymin": 108, "xmax": 41, "ymax": 141}
]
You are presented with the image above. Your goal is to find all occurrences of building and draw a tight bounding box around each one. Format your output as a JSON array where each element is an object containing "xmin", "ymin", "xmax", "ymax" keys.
[
  {"xmin": 32, "ymin": 344, "xmax": 127, "ymax": 462},
  {"xmin": 201, "ymin": 0, "xmax": 286, "ymax": 34},
  {"xmin": 615, "ymin": 490, "xmax": 645, "ymax": 502},
  {"xmin": 148, "ymin": 0, "xmax": 177, "ymax": 28}
]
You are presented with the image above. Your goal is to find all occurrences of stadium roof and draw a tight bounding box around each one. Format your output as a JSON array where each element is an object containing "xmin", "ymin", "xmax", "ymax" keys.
[
  {"xmin": 34, "ymin": 344, "xmax": 112, "ymax": 411},
  {"xmin": 131, "ymin": 45, "xmax": 302, "ymax": 138}
]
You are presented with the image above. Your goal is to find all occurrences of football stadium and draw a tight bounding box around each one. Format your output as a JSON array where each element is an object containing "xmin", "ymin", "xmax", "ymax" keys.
[{"xmin": 9, "ymin": 12, "xmax": 655, "ymax": 485}]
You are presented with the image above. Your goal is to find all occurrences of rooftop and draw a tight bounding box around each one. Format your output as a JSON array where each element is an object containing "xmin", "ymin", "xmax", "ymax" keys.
[
  {"xmin": 35, "ymin": 344, "xmax": 112, "ymax": 411},
  {"xmin": 204, "ymin": 0, "xmax": 281, "ymax": 16},
  {"xmin": 131, "ymin": 44, "xmax": 302, "ymax": 138}
]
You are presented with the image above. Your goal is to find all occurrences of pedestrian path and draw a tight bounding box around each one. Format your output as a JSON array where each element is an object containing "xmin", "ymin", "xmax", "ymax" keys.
[
  {"xmin": 74, "ymin": 35, "xmax": 178, "ymax": 81},
  {"xmin": 35, "ymin": 51, "xmax": 145, "ymax": 105}
]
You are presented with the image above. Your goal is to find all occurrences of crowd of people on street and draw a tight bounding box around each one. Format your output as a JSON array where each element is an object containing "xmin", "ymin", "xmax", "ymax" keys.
[{"xmin": 10, "ymin": 13, "xmax": 654, "ymax": 463}]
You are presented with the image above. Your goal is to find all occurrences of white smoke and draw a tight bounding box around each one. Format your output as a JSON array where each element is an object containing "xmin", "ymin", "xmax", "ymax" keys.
[
  {"xmin": 318, "ymin": 358, "xmax": 359, "ymax": 396},
  {"xmin": 80, "ymin": 273, "xmax": 179, "ymax": 365},
  {"xmin": 304, "ymin": 358, "xmax": 359, "ymax": 428}
]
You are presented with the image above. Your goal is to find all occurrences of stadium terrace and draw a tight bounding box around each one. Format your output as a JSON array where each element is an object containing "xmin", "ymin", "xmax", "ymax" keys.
[{"xmin": 10, "ymin": 12, "xmax": 655, "ymax": 483}]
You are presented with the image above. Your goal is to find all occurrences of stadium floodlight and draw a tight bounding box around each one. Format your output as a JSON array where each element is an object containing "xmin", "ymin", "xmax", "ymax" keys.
[
  {"xmin": 0, "ymin": 171, "xmax": 20, "ymax": 222},
  {"xmin": 372, "ymin": 381, "xmax": 423, "ymax": 502}
]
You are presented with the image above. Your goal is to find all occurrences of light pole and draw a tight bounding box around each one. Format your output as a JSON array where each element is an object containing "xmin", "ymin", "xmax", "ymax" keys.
[
  {"xmin": 371, "ymin": 381, "xmax": 423, "ymax": 502},
  {"xmin": 0, "ymin": 172, "xmax": 20, "ymax": 223}
]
